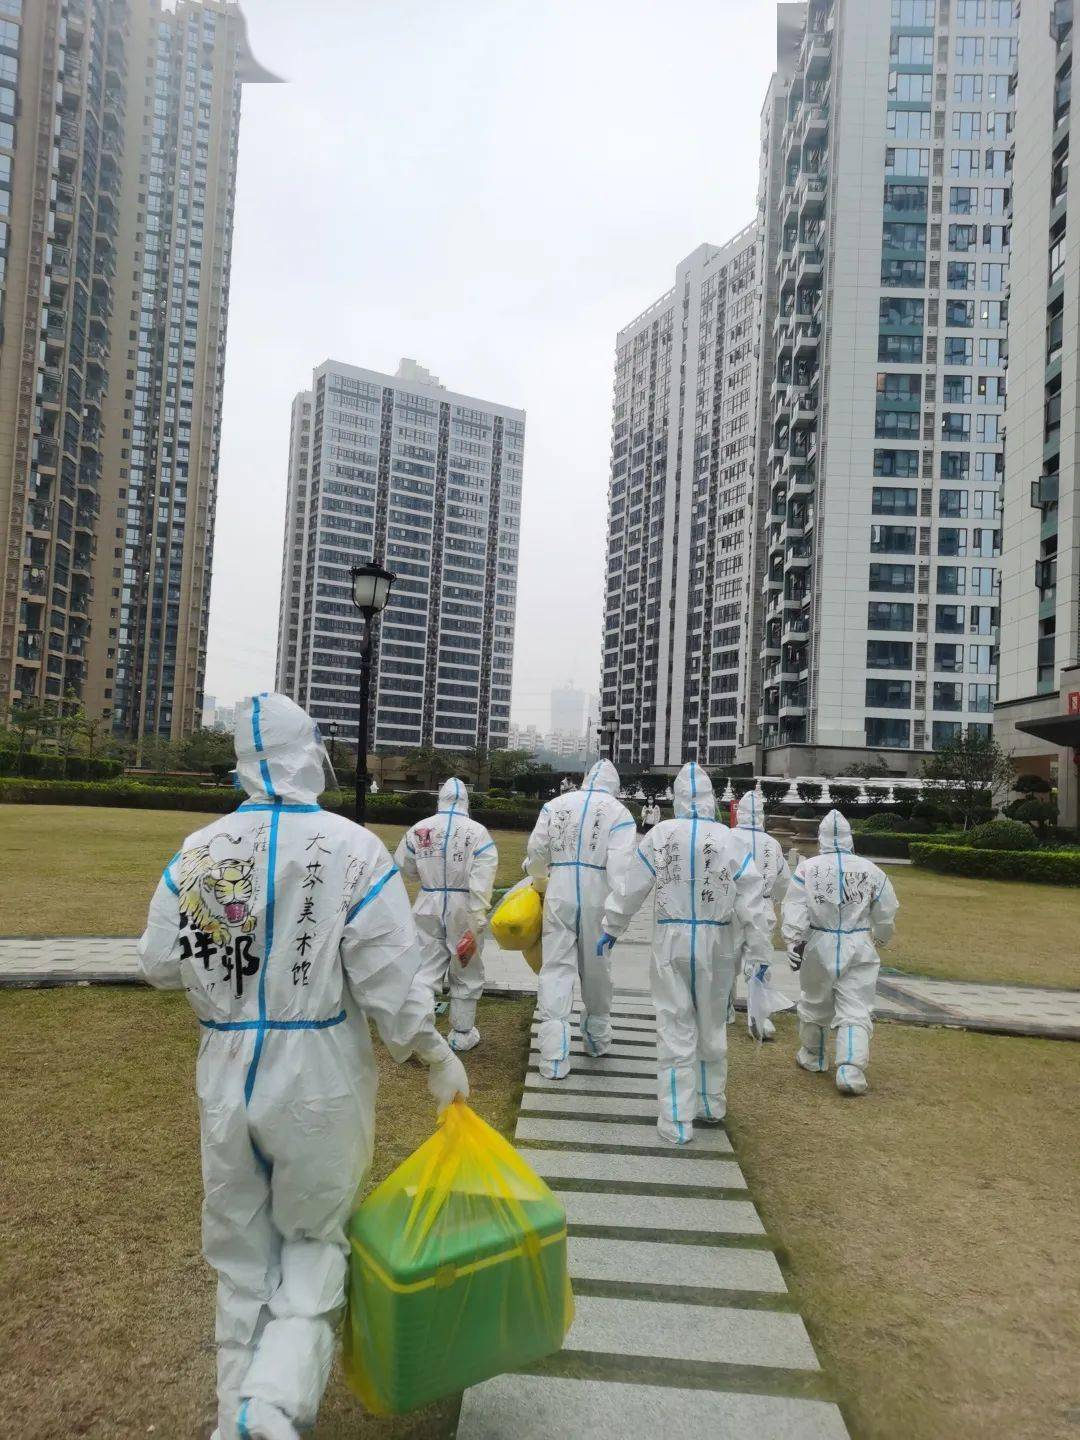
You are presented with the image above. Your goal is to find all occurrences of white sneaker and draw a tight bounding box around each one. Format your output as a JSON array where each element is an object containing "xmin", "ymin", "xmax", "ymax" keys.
[
  {"xmin": 835, "ymin": 1063, "xmax": 869, "ymax": 1096},
  {"xmin": 449, "ymin": 1027, "xmax": 480, "ymax": 1053},
  {"xmin": 796, "ymin": 1048, "xmax": 828, "ymax": 1074}
]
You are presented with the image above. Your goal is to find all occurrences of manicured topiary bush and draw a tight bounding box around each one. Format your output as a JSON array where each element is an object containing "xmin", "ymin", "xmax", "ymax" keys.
[
  {"xmin": 761, "ymin": 780, "xmax": 791, "ymax": 806},
  {"xmin": 910, "ymin": 842, "xmax": 1080, "ymax": 886},
  {"xmin": 827, "ymin": 782, "xmax": 859, "ymax": 807},
  {"xmin": 796, "ymin": 782, "xmax": 823, "ymax": 805},
  {"xmin": 968, "ymin": 818, "xmax": 1038, "ymax": 851}
]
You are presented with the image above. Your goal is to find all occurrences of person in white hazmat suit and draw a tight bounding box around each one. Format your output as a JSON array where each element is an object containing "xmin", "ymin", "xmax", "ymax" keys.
[
  {"xmin": 781, "ymin": 809, "xmax": 900, "ymax": 1096},
  {"xmin": 526, "ymin": 759, "xmax": 638, "ymax": 1078},
  {"xmin": 137, "ymin": 694, "xmax": 469, "ymax": 1440},
  {"xmin": 728, "ymin": 789, "xmax": 792, "ymax": 1041},
  {"xmin": 393, "ymin": 778, "xmax": 498, "ymax": 1053},
  {"xmin": 598, "ymin": 763, "xmax": 774, "ymax": 1145}
]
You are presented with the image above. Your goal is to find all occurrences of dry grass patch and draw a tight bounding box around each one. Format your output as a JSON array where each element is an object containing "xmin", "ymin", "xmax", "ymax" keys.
[
  {"xmin": 0, "ymin": 805, "xmax": 528, "ymax": 938},
  {"xmin": 726, "ymin": 1014, "xmax": 1080, "ymax": 1439},
  {"xmin": 1, "ymin": 988, "xmax": 533, "ymax": 1439},
  {"xmin": 883, "ymin": 865, "xmax": 1078, "ymax": 988}
]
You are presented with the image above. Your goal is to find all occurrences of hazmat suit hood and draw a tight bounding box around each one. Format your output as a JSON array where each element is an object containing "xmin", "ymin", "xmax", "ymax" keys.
[
  {"xmin": 437, "ymin": 777, "xmax": 470, "ymax": 815},
  {"xmin": 735, "ymin": 790, "xmax": 767, "ymax": 831},
  {"xmin": 673, "ymin": 762, "xmax": 717, "ymax": 820},
  {"xmin": 818, "ymin": 809, "xmax": 855, "ymax": 854},
  {"xmin": 581, "ymin": 760, "xmax": 621, "ymax": 797},
  {"xmin": 234, "ymin": 693, "xmax": 330, "ymax": 805}
]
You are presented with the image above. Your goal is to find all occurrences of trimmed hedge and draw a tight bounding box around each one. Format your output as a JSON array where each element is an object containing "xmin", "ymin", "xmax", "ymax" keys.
[
  {"xmin": 968, "ymin": 818, "xmax": 1037, "ymax": 852},
  {"xmin": 854, "ymin": 831, "xmax": 970, "ymax": 859},
  {"xmin": 0, "ymin": 779, "xmax": 540, "ymax": 832},
  {"xmin": 0, "ymin": 751, "xmax": 123, "ymax": 780},
  {"xmin": 910, "ymin": 842, "xmax": 1080, "ymax": 886}
]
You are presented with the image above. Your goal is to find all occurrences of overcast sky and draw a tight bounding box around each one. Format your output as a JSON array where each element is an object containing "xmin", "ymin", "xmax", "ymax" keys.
[{"xmin": 206, "ymin": 0, "xmax": 776, "ymax": 729}]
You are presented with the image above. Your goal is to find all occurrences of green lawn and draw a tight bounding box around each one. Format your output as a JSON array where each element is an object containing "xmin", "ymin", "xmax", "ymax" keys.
[
  {"xmin": 0, "ymin": 805, "xmax": 527, "ymax": 938},
  {"xmin": 0, "ymin": 988, "xmax": 533, "ymax": 1440},
  {"xmin": 726, "ymin": 1014, "xmax": 1080, "ymax": 1440},
  {"xmin": 883, "ymin": 865, "xmax": 1078, "ymax": 989}
]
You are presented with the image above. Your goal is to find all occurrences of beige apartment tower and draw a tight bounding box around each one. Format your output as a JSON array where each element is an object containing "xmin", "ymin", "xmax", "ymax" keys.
[{"xmin": 0, "ymin": 0, "xmax": 275, "ymax": 743}]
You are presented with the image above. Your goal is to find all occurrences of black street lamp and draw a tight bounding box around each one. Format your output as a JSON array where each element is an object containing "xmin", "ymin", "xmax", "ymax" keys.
[
  {"xmin": 350, "ymin": 561, "xmax": 396, "ymax": 825},
  {"xmin": 325, "ymin": 719, "xmax": 338, "ymax": 772}
]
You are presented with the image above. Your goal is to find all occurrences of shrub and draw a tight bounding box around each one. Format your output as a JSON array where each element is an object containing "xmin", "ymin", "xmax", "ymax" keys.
[
  {"xmin": 862, "ymin": 812, "xmax": 907, "ymax": 833},
  {"xmin": 796, "ymin": 782, "xmax": 822, "ymax": 804},
  {"xmin": 863, "ymin": 784, "xmax": 893, "ymax": 806},
  {"xmin": 1006, "ymin": 797, "xmax": 1058, "ymax": 831},
  {"xmin": 729, "ymin": 777, "xmax": 753, "ymax": 800},
  {"xmin": 910, "ymin": 842, "xmax": 1080, "ymax": 886},
  {"xmin": 827, "ymin": 782, "xmax": 859, "ymax": 806},
  {"xmin": 1013, "ymin": 773, "xmax": 1052, "ymax": 796},
  {"xmin": 913, "ymin": 799, "xmax": 951, "ymax": 826},
  {"xmin": 968, "ymin": 818, "xmax": 1038, "ymax": 851},
  {"xmin": 853, "ymin": 832, "xmax": 910, "ymax": 858},
  {"xmin": 792, "ymin": 804, "xmax": 818, "ymax": 819},
  {"xmin": 405, "ymin": 791, "xmax": 437, "ymax": 810},
  {"xmin": 761, "ymin": 780, "xmax": 790, "ymax": 806}
]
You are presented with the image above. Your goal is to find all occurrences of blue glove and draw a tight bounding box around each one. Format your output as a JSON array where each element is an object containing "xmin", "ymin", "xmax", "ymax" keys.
[{"xmin": 596, "ymin": 932, "xmax": 616, "ymax": 957}]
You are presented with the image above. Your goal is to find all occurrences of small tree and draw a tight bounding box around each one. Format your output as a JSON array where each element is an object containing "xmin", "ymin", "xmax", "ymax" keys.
[
  {"xmin": 796, "ymin": 781, "xmax": 823, "ymax": 805},
  {"xmin": 761, "ymin": 779, "xmax": 791, "ymax": 807},
  {"xmin": 178, "ymin": 726, "xmax": 236, "ymax": 773},
  {"xmin": 55, "ymin": 691, "xmax": 86, "ymax": 775},
  {"xmin": 8, "ymin": 699, "xmax": 48, "ymax": 767},
  {"xmin": 141, "ymin": 735, "xmax": 177, "ymax": 774},
  {"xmin": 922, "ymin": 730, "xmax": 1014, "ymax": 831},
  {"xmin": 827, "ymin": 782, "xmax": 859, "ymax": 807},
  {"xmin": 1013, "ymin": 773, "xmax": 1052, "ymax": 797},
  {"xmin": 79, "ymin": 710, "xmax": 111, "ymax": 760}
]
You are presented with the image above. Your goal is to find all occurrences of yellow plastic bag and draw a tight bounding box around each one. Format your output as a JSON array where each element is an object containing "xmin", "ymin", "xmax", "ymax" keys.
[
  {"xmin": 489, "ymin": 878, "xmax": 543, "ymax": 954},
  {"xmin": 343, "ymin": 1103, "xmax": 573, "ymax": 1415}
]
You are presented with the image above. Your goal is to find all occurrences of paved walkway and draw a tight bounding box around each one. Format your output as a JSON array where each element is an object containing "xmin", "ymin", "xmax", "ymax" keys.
[{"xmin": 457, "ymin": 994, "xmax": 850, "ymax": 1439}]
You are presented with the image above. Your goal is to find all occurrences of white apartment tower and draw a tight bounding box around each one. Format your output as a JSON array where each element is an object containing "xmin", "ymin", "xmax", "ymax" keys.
[
  {"xmin": 600, "ymin": 232, "xmax": 760, "ymax": 770},
  {"xmin": 995, "ymin": 0, "xmax": 1080, "ymax": 827},
  {"xmin": 751, "ymin": 0, "xmax": 1016, "ymax": 774},
  {"xmin": 276, "ymin": 359, "xmax": 524, "ymax": 755}
]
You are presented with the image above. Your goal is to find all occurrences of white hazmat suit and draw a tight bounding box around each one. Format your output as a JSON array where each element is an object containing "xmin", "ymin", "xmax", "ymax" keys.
[
  {"xmin": 601, "ymin": 763, "xmax": 774, "ymax": 1145},
  {"xmin": 394, "ymin": 778, "xmax": 498, "ymax": 1052},
  {"xmin": 729, "ymin": 790, "xmax": 792, "ymax": 1039},
  {"xmin": 781, "ymin": 809, "xmax": 899, "ymax": 1095},
  {"xmin": 526, "ymin": 760, "xmax": 637, "ymax": 1078},
  {"xmin": 138, "ymin": 694, "xmax": 467, "ymax": 1440}
]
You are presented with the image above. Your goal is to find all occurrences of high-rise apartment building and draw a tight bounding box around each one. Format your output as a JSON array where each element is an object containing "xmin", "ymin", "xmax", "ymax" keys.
[
  {"xmin": 749, "ymin": 0, "xmax": 1016, "ymax": 775},
  {"xmin": 276, "ymin": 358, "xmax": 524, "ymax": 756},
  {"xmin": 550, "ymin": 681, "xmax": 585, "ymax": 736},
  {"xmin": 995, "ymin": 0, "xmax": 1080, "ymax": 826},
  {"xmin": 600, "ymin": 232, "xmax": 760, "ymax": 770},
  {"xmin": 0, "ymin": 0, "xmax": 275, "ymax": 741}
]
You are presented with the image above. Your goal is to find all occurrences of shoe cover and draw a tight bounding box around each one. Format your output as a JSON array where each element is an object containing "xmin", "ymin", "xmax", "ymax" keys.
[
  {"xmin": 796, "ymin": 1048, "xmax": 828, "ymax": 1073},
  {"xmin": 835, "ymin": 1063, "xmax": 868, "ymax": 1095},
  {"xmin": 235, "ymin": 1398, "xmax": 299, "ymax": 1440},
  {"xmin": 449, "ymin": 1027, "xmax": 480, "ymax": 1053},
  {"xmin": 657, "ymin": 1119, "xmax": 693, "ymax": 1147}
]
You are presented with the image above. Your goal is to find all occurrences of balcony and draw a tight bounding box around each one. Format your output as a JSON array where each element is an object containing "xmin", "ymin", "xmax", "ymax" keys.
[
  {"xmin": 793, "ymin": 321, "xmax": 821, "ymax": 358},
  {"xmin": 1031, "ymin": 473, "xmax": 1059, "ymax": 508},
  {"xmin": 781, "ymin": 615, "xmax": 810, "ymax": 646},
  {"xmin": 1035, "ymin": 557, "xmax": 1057, "ymax": 591},
  {"xmin": 787, "ymin": 539, "xmax": 812, "ymax": 567},
  {"xmin": 797, "ymin": 243, "xmax": 824, "ymax": 282},
  {"xmin": 790, "ymin": 388, "xmax": 818, "ymax": 426},
  {"xmin": 800, "ymin": 172, "xmax": 828, "ymax": 215},
  {"xmin": 803, "ymin": 27, "xmax": 832, "ymax": 74}
]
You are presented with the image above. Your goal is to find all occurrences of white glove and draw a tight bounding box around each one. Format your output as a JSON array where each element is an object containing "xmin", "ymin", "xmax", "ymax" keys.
[{"xmin": 427, "ymin": 1050, "xmax": 469, "ymax": 1113}]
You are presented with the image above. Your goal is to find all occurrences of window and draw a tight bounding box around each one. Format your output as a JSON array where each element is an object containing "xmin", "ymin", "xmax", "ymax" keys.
[
  {"xmin": 873, "ymin": 486, "xmax": 918, "ymax": 515},
  {"xmin": 877, "ymin": 406, "xmax": 921, "ymax": 436},
  {"xmin": 936, "ymin": 604, "xmax": 965, "ymax": 633},
  {"xmin": 974, "ymin": 451, "xmax": 1003, "ymax": 483},
  {"xmin": 891, "ymin": 73, "xmax": 933, "ymax": 101},
  {"xmin": 945, "ymin": 336, "xmax": 973, "ymax": 364},
  {"xmin": 955, "ymin": 0, "xmax": 984, "ymax": 18},
  {"xmin": 970, "ymin": 565, "xmax": 997, "ymax": 595},
  {"xmin": 933, "ymin": 721, "xmax": 963, "ymax": 747},
  {"xmin": 882, "ymin": 221, "xmax": 926, "ymax": 253},
  {"xmin": 968, "ymin": 644, "xmax": 993, "ymax": 672},
  {"xmin": 888, "ymin": 109, "xmax": 931, "ymax": 138},
  {"xmin": 866, "ymin": 717, "xmax": 911, "ymax": 748},
  {"xmin": 983, "ymin": 223, "xmax": 1009, "ymax": 253},
  {"xmin": 877, "ymin": 373, "xmax": 922, "ymax": 402},
  {"xmin": 870, "ymin": 563, "xmax": 916, "ymax": 591},
  {"xmin": 880, "ymin": 297, "xmax": 925, "ymax": 327},
  {"xmin": 947, "ymin": 264, "xmax": 976, "ymax": 292},
  {"xmin": 988, "ymin": 34, "xmax": 1015, "ymax": 62},
  {"xmin": 939, "ymin": 489, "xmax": 969, "ymax": 517},
  {"xmin": 984, "ymin": 149, "xmax": 1009, "ymax": 177},
  {"xmin": 874, "ymin": 448, "xmax": 919, "ymax": 476},
  {"xmin": 872, "ymin": 524, "xmax": 917, "ymax": 553},
  {"xmin": 868, "ymin": 601, "xmax": 915, "ymax": 631},
  {"xmin": 942, "ymin": 451, "xmax": 971, "ymax": 480},
  {"xmin": 879, "ymin": 333, "xmax": 924, "ymax": 360},
  {"xmin": 969, "ymin": 604, "xmax": 996, "ymax": 634},
  {"xmin": 977, "ymin": 375, "xmax": 1005, "ymax": 405},
  {"xmin": 867, "ymin": 640, "xmax": 913, "ymax": 670},
  {"xmin": 883, "ymin": 183, "xmax": 929, "ymax": 214},
  {"xmin": 952, "ymin": 111, "xmax": 982, "ymax": 139},
  {"xmin": 867, "ymin": 678, "xmax": 912, "ymax": 708},
  {"xmin": 949, "ymin": 223, "xmax": 978, "ymax": 251},
  {"xmin": 941, "ymin": 412, "xmax": 971, "ymax": 440},
  {"xmin": 935, "ymin": 644, "xmax": 964, "ymax": 673},
  {"xmin": 969, "ymin": 682, "xmax": 995, "ymax": 711},
  {"xmin": 943, "ymin": 374, "xmax": 972, "ymax": 403},
  {"xmin": 937, "ymin": 565, "xmax": 966, "ymax": 594},
  {"xmin": 891, "ymin": 0, "xmax": 935, "ymax": 22},
  {"xmin": 979, "ymin": 338, "xmax": 1005, "ymax": 365},
  {"xmin": 882, "ymin": 258, "xmax": 927, "ymax": 286},
  {"xmin": 1050, "ymin": 236, "xmax": 1066, "ymax": 283},
  {"xmin": 976, "ymin": 413, "xmax": 1000, "ymax": 441},
  {"xmin": 950, "ymin": 185, "xmax": 978, "ymax": 213},
  {"xmin": 933, "ymin": 682, "xmax": 964, "ymax": 710},
  {"xmin": 938, "ymin": 527, "xmax": 968, "ymax": 556},
  {"xmin": 954, "ymin": 74, "xmax": 984, "ymax": 101},
  {"xmin": 982, "ymin": 182, "xmax": 1009, "ymax": 209},
  {"xmin": 979, "ymin": 299, "xmax": 1006, "ymax": 325},
  {"xmin": 891, "ymin": 35, "xmax": 933, "ymax": 63},
  {"xmin": 886, "ymin": 146, "xmax": 930, "ymax": 176},
  {"xmin": 955, "ymin": 37, "xmax": 984, "ymax": 63},
  {"xmin": 951, "ymin": 149, "xmax": 980, "ymax": 176}
]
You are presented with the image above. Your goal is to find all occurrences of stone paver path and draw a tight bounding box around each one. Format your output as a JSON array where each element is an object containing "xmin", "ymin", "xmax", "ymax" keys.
[
  {"xmin": 457, "ymin": 996, "xmax": 850, "ymax": 1439},
  {"xmin": 3, "ymin": 921, "xmax": 1079, "ymax": 1039}
]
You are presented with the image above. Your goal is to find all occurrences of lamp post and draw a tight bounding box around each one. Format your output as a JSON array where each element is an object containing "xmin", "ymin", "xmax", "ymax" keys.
[
  {"xmin": 350, "ymin": 561, "xmax": 396, "ymax": 825},
  {"xmin": 325, "ymin": 719, "xmax": 338, "ymax": 772}
]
